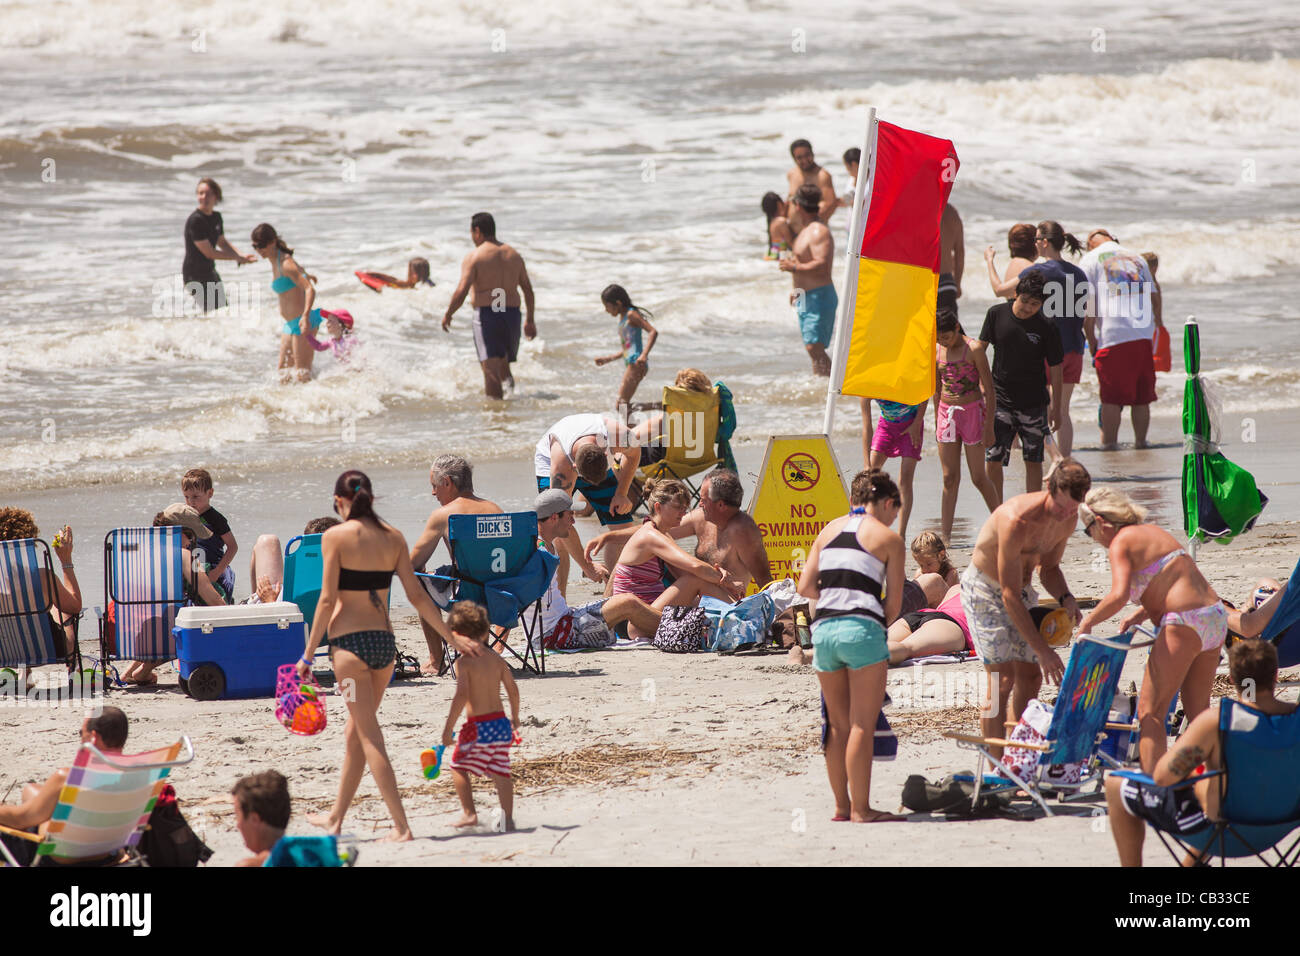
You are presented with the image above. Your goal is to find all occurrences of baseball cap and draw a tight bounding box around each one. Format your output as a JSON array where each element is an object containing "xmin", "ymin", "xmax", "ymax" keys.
[{"xmin": 534, "ymin": 489, "xmax": 574, "ymax": 519}]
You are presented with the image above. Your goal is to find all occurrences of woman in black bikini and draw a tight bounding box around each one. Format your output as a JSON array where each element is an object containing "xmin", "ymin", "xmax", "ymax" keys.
[{"xmin": 296, "ymin": 470, "xmax": 462, "ymax": 842}]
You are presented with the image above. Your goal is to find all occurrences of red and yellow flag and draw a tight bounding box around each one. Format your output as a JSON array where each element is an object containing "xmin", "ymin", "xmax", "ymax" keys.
[{"xmin": 839, "ymin": 121, "xmax": 959, "ymax": 405}]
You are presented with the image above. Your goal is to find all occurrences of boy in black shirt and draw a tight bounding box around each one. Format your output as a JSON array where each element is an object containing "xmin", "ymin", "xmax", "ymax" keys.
[
  {"xmin": 182, "ymin": 467, "xmax": 238, "ymax": 603},
  {"xmin": 978, "ymin": 271, "xmax": 1063, "ymax": 499}
]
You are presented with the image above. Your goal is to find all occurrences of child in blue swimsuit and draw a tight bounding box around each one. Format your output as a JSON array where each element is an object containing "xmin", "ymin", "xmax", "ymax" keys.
[{"xmin": 594, "ymin": 284, "xmax": 659, "ymax": 408}]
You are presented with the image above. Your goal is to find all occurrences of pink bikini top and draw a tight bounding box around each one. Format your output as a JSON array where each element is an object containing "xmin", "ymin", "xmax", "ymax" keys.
[{"xmin": 1128, "ymin": 549, "xmax": 1186, "ymax": 603}]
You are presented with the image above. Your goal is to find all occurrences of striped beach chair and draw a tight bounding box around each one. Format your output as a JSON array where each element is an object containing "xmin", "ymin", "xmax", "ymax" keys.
[
  {"xmin": 100, "ymin": 526, "xmax": 188, "ymax": 667},
  {"xmin": 0, "ymin": 536, "xmax": 79, "ymax": 672},
  {"xmin": 0, "ymin": 736, "xmax": 195, "ymax": 867}
]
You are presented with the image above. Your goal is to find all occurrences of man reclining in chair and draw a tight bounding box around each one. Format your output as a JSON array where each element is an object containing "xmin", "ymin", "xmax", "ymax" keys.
[
  {"xmin": 1104, "ymin": 640, "xmax": 1296, "ymax": 866},
  {"xmin": 534, "ymin": 490, "xmax": 660, "ymax": 649},
  {"xmin": 585, "ymin": 470, "xmax": 773, "ymax": 596},
  {"xmin": 0, "ymin": 707, "xmax": 129, "ymax": 866},
  {"xmin": 409, "ymin": 454, "xmax": 507, "ymax": 674}
]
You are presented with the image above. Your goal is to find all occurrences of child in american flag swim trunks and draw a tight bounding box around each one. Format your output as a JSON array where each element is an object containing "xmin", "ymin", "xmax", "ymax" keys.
[{"xmin": 442, "ymin": 602, "xmax": 521, "ymax": 831}]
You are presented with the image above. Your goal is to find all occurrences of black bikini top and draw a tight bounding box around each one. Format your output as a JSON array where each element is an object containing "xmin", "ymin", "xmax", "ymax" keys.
[{"xmin": 337, "ymin": 566, "xmax": 395, "ymax": 591}]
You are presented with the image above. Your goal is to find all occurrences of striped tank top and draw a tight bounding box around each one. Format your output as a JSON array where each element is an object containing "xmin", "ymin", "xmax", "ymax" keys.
[{"xmin": 814, "ymin": 515, "xmax": 886, "ymax": 627}]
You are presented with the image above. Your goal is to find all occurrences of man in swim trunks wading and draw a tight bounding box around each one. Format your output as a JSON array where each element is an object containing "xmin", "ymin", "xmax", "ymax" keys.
[
  {"xmin": 961, "ymin": 458, "xmax": 1090, "ymax": 760},
  {"xmin": 443, "ymin": 212, "xmax": 536, "ymax": 399},
  {"xmin": 780, "ymin": 184, "xmax": 836, "ymax": 377}
]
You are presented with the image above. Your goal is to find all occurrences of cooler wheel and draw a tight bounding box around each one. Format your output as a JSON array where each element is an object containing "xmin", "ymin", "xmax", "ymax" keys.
[{"xmin": 188, "ymin": 664, "xmax": 225, "ymax": 701}]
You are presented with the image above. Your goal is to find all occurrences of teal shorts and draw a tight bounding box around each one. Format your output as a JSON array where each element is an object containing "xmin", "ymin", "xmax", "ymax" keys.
[
  {"xmin": 796, "ymin": 283, "xmax": 838, "ymax": 347},
  {"xmin": 282, "ymin": 308, "xmax": 323, "ymax": 336},
  {"xmin": 812, "ymin": 615, "xmax": 888, "ymax": 672}
]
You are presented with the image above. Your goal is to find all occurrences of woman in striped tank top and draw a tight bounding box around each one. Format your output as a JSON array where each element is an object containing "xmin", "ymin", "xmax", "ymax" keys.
[{"xmin": 797, "ymin": 469, "xmax": 906, "ymax": 823}]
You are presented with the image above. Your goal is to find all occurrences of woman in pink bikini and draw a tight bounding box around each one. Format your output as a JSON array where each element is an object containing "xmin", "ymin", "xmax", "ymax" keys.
[
  {"xmin": 934, "ymin": 308, "xmax": 1001, "ymax": 543},
  {"xmin": 1076, "ymin": 487, "xmax": 1227, "ymax": 772},
  {"xmin": 610, "ymin": 478, "xmax": 743, "ymax": 638}
]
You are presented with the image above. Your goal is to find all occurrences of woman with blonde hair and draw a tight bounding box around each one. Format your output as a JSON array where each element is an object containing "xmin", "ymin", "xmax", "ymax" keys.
[
  {"xmin": 610, "ymin": 478, "xmax": 743, "ymax": 637},
  {"xmin": 1077, "ymin": 487, "xmax": 1226, "ymax": 772}
]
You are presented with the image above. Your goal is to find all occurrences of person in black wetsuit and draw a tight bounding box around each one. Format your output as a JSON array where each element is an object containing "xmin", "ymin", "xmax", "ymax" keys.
[{"xmin": 183, "ymin": 177, "xmax": 255, "ymax": 311}]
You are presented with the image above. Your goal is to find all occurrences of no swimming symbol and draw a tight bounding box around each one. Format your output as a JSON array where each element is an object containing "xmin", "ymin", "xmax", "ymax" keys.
[{"xmin": 781, "ymin": 453, "xmax": 820, "ymax": 492}]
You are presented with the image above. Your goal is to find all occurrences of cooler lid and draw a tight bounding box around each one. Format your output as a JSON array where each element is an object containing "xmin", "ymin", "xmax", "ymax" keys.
[{"xmin": 175, "ymin": 601, "xmax": 305, "ymax": 629}]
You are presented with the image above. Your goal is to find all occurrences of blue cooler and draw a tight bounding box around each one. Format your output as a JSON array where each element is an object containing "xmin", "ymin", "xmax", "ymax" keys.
[{"xmin": 175, "ymin": 602, "xmax": 307, "ymax": 701}]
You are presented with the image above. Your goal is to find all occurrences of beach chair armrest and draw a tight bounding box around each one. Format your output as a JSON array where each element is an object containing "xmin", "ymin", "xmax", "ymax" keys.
[
  {"xmin": 0, "ymin": 822, "xmax": 44, "ymax": 843},
  {"xmin": 1106, "ymin": 768, "xmax": 1224, "ymax": 787},
  {"xmin": 1104, "ymin": 721, "xmax": 1138, "ymax": 732},
  {"xmin": 94, "ymin": 605, "xmax": 105, "ymax": 621},
  {"xmin": 943, "ymin": 731, "xmax": 1051, "ymax": 752}
]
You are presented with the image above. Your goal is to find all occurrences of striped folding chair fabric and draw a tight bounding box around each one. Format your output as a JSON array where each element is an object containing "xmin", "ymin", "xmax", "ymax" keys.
[
  {"xmin": 36, "ymin": 737, "xmax": 195, "ymax": 864},
  {"xmin": 0, "ymin": 537, "xmax": 74, "ymax": 670},
  {"xmin": 104, "ymin": 526, "xmax": 187, "ymax": 664}
]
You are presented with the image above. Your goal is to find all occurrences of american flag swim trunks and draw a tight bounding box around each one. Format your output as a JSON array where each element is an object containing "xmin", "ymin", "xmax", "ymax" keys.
[{"xmin": 450, "ymin": 711, "xmax": 513, "ymax": 778}]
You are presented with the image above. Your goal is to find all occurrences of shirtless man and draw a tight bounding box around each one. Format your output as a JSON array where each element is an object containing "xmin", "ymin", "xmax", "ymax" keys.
[
  {"xmin": 409, "ymin": 454, "xmax": 504, "ymax": 674},
  {"xmin": 0, "ymin": 708, "xmax": 129, "ymax": 865},
  {"xmin": 442, "ymin": 212, "xmax": 536, "ymax": 399},
  {"xmin": 779, "ymin": 184, "xmax": 836, "ymax": 376},
  {"xmin": 585, "ymin": 470, "xmax": 773, "ymax": 593},
  {"xmin": 938, "ymin": 203, "xmax": 964, "ymax": 316},
  {"xmin": 786, "ymin": 139, "xmax": 836, "ymax": 228},
  {"xmin": 960, "ymin": 458, "xmax": 1089, "ymax": 756}
]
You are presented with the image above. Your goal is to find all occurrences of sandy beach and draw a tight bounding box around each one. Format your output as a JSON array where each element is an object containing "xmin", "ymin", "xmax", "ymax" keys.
[{"xmin": 4, "ymin": 515, "xmax": 1294, "ymax": 867}]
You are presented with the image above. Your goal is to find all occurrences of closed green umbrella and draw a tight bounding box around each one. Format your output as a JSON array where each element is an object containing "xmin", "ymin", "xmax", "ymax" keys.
[{"xmin": 1182, "ymin": 316, "xmax": 1267, "ymax": 545}]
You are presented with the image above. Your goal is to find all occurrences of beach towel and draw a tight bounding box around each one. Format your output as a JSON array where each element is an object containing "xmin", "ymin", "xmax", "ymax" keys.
[{"xmin": 714, "ymin": 381, "xmax": 737, "ymax": 472}]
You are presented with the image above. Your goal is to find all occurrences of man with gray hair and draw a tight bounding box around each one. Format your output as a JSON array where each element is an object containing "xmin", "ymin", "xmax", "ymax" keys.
[
  {"xmin": 409, "ymin": 454, "xmax": 504, "ymax": 674},
  {"xmin": 586, "ymin": 470, "xmax": 773, "ymax": 594}
]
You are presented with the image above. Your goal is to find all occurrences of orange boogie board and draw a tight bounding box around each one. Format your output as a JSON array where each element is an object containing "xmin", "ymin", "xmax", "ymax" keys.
[
  {"xmin": 355, "ymin": 270, "xmax": 394, "ymax": 293},
  {"xmin": 746, "ymin": 434, "xmax": 851, "ymax": 595}
]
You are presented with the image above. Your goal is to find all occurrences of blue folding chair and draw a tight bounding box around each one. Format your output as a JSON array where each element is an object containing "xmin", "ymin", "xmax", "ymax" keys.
[
  {"xmin": 0, "ymin": 537, "xmax": 80, "ymax": 673},
  {"xmin": 100, "ymin": 527, "xmax": 188, "ymax": 669},
  {"xmin": 283, "ymin": 534, "xmax": 324, "ymax": 634},
  {"xmin": 416, "ymin": 512, "xmax": 558, "ymax": 675},
  {"xmin": 1110, "ymin": 697, "xmax": 1300, "ymax": 867},
  {"xmin": 944, "ymin": 628, "xmax": 1157, "ymax": 816},
  {"xmin": 1261, "ymin": 556, "xmax": 1300, "ymax": 667}
]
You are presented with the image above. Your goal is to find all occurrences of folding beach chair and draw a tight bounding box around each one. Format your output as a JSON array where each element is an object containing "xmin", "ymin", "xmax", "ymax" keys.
[
  {"xmin": 0, "ymin": 736, "xmax": 195, "ymax": 867},
  {"xmin": 283, "ymin": 533, "xmax": 324, "ymax": 633},
  {"xmin": 99, "ymin": 526, "xmax": 189, "ymax": 670},
  {"xmin": 1110, "ymin": 698, "xmax": 1300, "ymax": 867},
  {"xmin": 944, "ymin": 628, "xmax": 1157, "ymax": 817},
  {"xmin": 1261, "ymin": 555, "xmax": 1300, "ymax": 667},
  {"xmin": 416, "ymin": 512, "xmax": 558, "ymax": 675},
  {"xmin": 0, "ymin": 536, "xmax": 81, "ymax": 673},
  {"xmin": 637, "ymin": 384, "xmax": 723, "ymax": 506}
]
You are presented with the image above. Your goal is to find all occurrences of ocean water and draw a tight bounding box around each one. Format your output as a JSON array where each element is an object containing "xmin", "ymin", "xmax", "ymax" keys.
[{"xmin": 2, "ymin": 0, "xmax": 1299, "ymax": 497}]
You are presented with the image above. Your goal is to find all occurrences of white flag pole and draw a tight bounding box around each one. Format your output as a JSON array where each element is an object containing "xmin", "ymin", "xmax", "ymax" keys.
[{"xmin": 822, "ymin": 108, "xmax": 879, "ymax": 438}]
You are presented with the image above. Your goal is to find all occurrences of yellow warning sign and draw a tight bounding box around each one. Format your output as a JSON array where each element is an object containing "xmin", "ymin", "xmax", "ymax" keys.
[{"xmin": 748, "ymin": 434, "xmax": 850, "ymax": 592}]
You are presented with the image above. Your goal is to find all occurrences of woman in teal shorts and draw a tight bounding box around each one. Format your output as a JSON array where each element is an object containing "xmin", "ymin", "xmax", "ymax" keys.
[
  {"xmin": 252, "ymin": 223, "xmax": 321, "ymax": 383},
  {"xmin": 797, "ymin": 469, "xmax": 907, "ymax": 823}
]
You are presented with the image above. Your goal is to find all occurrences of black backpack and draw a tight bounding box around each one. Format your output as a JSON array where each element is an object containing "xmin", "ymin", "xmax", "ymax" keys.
[{"xmin": 138, "ymin": 786, "xmax": 214, "ymax": 867}]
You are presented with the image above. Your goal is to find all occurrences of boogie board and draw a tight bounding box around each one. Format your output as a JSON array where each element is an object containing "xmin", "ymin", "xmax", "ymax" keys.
[{"xmin": 355, "ymin": 270, "xmax": 396, "ymax": 292}]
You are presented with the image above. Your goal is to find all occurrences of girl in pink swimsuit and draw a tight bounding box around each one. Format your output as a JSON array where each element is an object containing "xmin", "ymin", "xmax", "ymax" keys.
[
  {"xmin": 934, "ymin": 309, "xmax": 1000, "ymax": 543},
  {"xmin": 610, "ymin": 478, "xmax": 743, "ymax": 639},
  {"xmin": 1077, "ymin": 488, "xmax": 1227, "ymax": 772}
]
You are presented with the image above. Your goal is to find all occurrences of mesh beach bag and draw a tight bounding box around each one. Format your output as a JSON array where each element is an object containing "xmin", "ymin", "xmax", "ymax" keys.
[{"xmin": 275, "ymin": 663, "xmax": 328, "ymax": 736}]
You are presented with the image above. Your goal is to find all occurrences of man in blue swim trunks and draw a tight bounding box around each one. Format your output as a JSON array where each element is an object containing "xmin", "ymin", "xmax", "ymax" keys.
[
  {"xmin": 779, "ymin": 184, "xmax": 836, "ymax": 376},
  {"xmin": 442, "ymin": 212, "xmax": 536, "ymax": 399}
]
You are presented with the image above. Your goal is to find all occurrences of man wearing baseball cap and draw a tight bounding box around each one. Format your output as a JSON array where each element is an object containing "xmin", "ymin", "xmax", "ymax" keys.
[{"xmin": 533, "ymin": 489, "xmax": 660, "ymax": 650}]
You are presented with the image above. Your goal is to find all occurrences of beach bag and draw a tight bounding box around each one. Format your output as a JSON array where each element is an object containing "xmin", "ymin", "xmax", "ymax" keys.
[
  {"xmin": 1152, "ymin": 326, "xmax": 1172, "ymax": 373},
  {"xmin": 1003, "ymin": 699, "xmax": 1085, "ymax": 785},
  {"xmin": 772, "ymin": 602, "xmax": 812, "ymax": 648},
  {"xmin": 707, "ymin": 591, "xmax": 776, "ymax": 652},
  {"xmin": 138, "ymin": 785, "xmax": 213, "ymax": 867},
  {"xmin": 653, "ymin": 606, "xmax": 709, "ymax": 653}
]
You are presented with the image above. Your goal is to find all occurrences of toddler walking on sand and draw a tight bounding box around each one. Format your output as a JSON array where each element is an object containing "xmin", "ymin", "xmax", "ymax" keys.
[{"xmin": 442, "ymin": 602, "xmax": 521, "ymax": 831}]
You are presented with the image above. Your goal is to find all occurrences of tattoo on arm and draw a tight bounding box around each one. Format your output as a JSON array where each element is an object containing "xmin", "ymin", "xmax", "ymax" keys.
[{"xmin": 1167, "ymin": 744, "xmax": 1205, "ymax": 779}]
